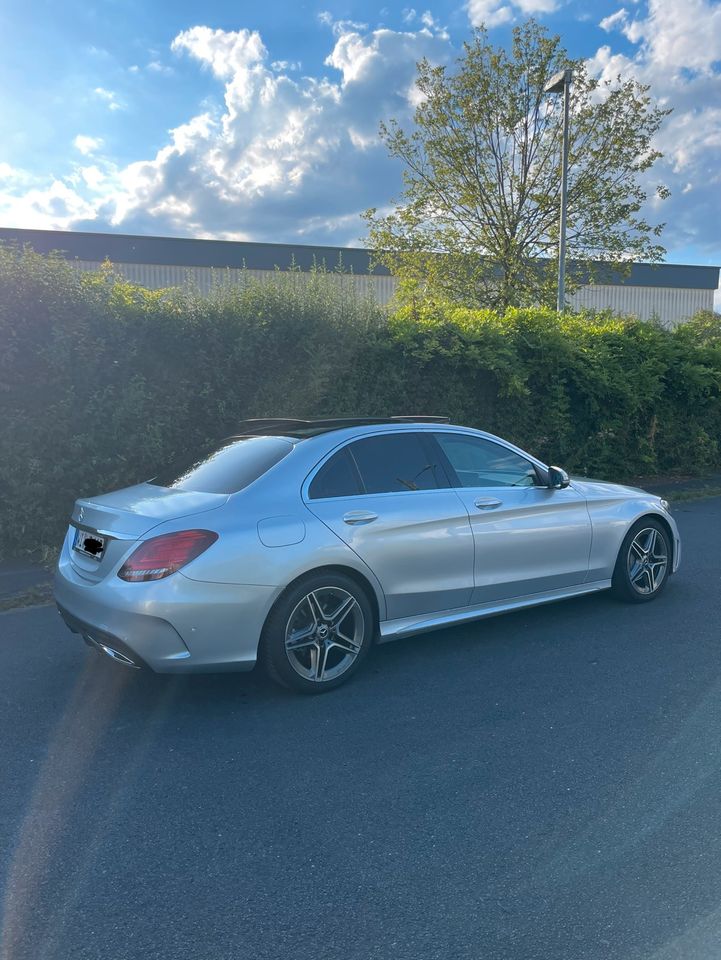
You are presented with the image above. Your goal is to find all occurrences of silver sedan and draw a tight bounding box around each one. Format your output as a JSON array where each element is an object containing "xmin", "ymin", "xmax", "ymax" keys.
[{"xmin": 55, "ymin": 417, "xmax": 680, "ymax": 693}]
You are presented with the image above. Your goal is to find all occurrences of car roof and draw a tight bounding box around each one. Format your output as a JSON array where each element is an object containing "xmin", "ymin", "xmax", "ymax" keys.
[{"xmin": 227, "ymin": 417, "xmax": 451, "ymax": 440}]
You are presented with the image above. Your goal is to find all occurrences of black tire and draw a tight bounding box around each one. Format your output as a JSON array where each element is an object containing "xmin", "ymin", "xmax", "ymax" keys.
[
  {"xmin": 260, "ymin": 571, "xmax": 374, "ymax": 694},
  {"xmin": 612, "ymin": 517, "xmax": 672, "ymax": 603}
]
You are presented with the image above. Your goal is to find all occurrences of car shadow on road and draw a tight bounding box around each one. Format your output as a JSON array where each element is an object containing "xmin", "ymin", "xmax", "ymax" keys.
[{"xmin": 87, "ymin": 585, "xmax": 665, "ymax": 715}]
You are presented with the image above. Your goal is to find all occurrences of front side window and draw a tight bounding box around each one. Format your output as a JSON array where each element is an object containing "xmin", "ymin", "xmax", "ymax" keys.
[
  {"xmin": 347, "ymin": 433, "xmax": 447, "ymax": 495},
  {"xmin": 435, "ymin": 434, "xmax": 538, "ymax": 488}
]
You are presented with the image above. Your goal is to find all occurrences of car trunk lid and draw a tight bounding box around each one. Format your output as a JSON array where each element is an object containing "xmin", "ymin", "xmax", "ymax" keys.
[{"xmin": 68, "ymin": 483, "xmax": 228, "ymax": 582}]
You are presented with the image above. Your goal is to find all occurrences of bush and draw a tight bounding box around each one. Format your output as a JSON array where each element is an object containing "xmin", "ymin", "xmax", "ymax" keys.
[
  {"xmin": 330, "ymin": 303, "xmax": 721, "ymax": 479},
  {"xmin": 1, "ymin": 243, "xmax": 720, "ymax": 560}
]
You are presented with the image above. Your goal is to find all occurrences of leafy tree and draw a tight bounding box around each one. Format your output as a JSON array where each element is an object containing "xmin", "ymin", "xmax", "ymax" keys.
[{"xmin": 364, "ymin": 20, "xmax": 671, "ymax": 310}]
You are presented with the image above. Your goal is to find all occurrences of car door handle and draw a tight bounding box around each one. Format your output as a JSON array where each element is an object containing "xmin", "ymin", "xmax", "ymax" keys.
[
  {"xmin": 474, "ymin": 498, "xmax": 502, "ymax": 510},
  {"xmin": 343, "ymin": 510, "xmax": 378, "ymax": 525}
]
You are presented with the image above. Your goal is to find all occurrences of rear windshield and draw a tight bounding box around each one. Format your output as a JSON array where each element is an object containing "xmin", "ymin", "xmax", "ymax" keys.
[{"xmin": 149, "ymin": 436, "xmax": 294, "ymax": 494}]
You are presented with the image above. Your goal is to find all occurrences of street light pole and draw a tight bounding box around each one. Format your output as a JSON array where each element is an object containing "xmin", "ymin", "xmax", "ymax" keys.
[{"xmin": 544, "ymin": 68, "xmax": 572, "ymax": 312}]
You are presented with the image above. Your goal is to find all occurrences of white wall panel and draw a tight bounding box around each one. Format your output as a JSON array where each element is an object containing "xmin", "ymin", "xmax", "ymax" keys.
[
  {"xmin": 67, "ymin": 260, "xmax": 398, "ymax": 303},
  {"xmin": 568, "ymin": 284, "xmax": 712, "ymax": 326},
  {"xmin": 67, "ymin": 260, "xmax": 712, "ymax": 324}
]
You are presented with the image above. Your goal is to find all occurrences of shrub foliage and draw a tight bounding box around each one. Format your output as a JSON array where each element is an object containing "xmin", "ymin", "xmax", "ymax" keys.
[{"xmin": 1, "ymin": 243, "xmax": 720, "ymax": 559}]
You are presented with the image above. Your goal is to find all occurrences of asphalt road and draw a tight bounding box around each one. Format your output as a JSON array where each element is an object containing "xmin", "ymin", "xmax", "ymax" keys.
[{"xmin": 1, "ymin": 499, "xmax": 721, "ymax": 960}]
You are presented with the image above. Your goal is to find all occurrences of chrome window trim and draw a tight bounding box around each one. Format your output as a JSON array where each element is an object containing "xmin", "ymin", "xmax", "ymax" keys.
[
  {"xmin": 301, "ymin": 425, "xmax": 561, "ymax": 501},
  {"xmin": 428, "ymin": 430, "xmax": 552, "ymax": 493},
  {"xmin": 302, "ymin": 428, "xmax": 453, "ymax": 503}
]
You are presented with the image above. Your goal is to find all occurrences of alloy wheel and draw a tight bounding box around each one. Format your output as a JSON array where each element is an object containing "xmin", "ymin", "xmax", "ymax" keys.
[
  {"xmin": 284, "ymin": 586, "xmax": 365, "ymax": 683},
  {"xmin": 627, "ymin": 526, "xmax": 668, "ymax": 596}
]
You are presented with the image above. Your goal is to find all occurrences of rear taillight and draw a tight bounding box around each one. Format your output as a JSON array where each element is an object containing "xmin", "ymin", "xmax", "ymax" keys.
[{"xmin": 118, "ymin": 529, "xmax": 218, "ymax": 582}]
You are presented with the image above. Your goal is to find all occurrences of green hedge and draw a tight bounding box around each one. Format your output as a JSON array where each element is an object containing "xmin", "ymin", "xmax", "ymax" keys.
[{"xmin": 1, "ymin": 243, "xmax": 720, "ymax": 560}]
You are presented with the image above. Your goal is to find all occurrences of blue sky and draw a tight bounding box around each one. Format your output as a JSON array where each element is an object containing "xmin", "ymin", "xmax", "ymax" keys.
[{"xmin": 1, "ymin": 0, "xmax": 720, "ymax": 286}]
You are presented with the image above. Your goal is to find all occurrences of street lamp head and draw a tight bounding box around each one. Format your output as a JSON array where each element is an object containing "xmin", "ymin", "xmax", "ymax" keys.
[{"xmin": 543, "ymin": 68, "xmax": 572, "ymax": 95}]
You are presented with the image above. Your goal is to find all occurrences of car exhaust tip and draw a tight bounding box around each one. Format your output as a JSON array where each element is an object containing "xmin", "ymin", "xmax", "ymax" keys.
[{"xmin": 84, "ymin": 634, "xmax": 141, "ymax": 669}]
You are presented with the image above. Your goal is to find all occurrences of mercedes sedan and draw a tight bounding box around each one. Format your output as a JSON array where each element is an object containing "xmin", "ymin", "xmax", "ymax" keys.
[{"xmin": 55, "ymin": 417, "xmax": 680, "ymax": 693}]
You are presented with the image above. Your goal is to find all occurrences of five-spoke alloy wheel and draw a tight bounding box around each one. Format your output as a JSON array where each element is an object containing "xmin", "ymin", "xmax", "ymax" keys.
[
  {"xmin": 612, "ymin": 518, "xmax": 671, "ymax": 603},
  {"xmin": 261, "ymin": 572, "xmax": 374, "ymax": 693}
]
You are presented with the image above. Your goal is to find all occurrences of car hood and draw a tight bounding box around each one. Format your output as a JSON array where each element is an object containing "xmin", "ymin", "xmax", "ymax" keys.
[{"xmin": 570, "ymin": 476, "xmax": 658, "ymax": 501}]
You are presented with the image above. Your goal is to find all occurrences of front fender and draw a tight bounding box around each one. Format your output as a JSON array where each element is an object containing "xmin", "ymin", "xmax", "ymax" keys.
[{"xmin": 583, "ymin": 493, "xmax": 680, "ymax": 580}]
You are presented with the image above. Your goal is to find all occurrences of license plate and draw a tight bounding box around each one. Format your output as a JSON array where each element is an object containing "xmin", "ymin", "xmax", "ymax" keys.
[{"xmin": 73, "ymin": 528, "xmax": 106, "ymax": 560}]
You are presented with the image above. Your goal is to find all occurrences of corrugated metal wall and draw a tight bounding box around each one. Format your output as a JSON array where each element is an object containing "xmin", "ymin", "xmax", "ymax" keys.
[
  {"xmin": 568, "ymin": 283, "xmax": 712, "ymax": 326},
  {"xmin": 67, "ymin": 260, "xmax": 712, "ymax": 324},
  {"xmin": 66, "ymin": 259, "xmax": 398, "ymax": 304}
]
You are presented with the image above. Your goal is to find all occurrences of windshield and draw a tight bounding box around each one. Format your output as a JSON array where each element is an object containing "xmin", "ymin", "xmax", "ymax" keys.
[{"xmin": 148, "ymin": 436, "xmax": 294, "ymax": 494}]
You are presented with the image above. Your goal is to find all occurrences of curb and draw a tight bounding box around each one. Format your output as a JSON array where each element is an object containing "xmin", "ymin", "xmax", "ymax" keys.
[
  {"xmin": 0, "ymin": 601, "xmax": 54, "ymax": 616},
  {"xmin": 0, "ymin": 565, "xmax": 53, "ymax": 601}
]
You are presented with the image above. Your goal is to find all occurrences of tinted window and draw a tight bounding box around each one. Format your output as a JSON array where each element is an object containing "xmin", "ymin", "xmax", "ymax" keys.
[
  {"xmin": 308, "ymin": 449, "xmax": 362, "ymax": 499},
  {"xmin": 150, "ymin": 436, "xmax": 293, "ymax": 494},
  {"xmin": 435, "ymin": 434, "xmax": 538, "ymax": 488},
  {"xmin": 348, "ymin": 433, "xmax": 447, "ymax": 495}
]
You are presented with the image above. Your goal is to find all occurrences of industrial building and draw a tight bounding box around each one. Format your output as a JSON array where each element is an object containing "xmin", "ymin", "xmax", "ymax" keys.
[{"xmin": 1, "ymin": 227, "xmax": 718, "ymax": 326}]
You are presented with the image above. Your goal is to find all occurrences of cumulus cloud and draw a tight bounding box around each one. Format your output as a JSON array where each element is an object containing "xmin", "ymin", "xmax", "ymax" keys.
[
  {"xmin": 34, "ymin": 18, "xmax": 450, "ymax": 243},
  {"xmin": 0, "ymin": 4, "xmax": 720, "ymax": 269},
  {"xmin": 587, "ymin": 0, "xmax": 721, "ymax": 260},
  {"xmin": 467, "ymin": 0, "xmax": 558, "ymax": 28},
  {"xmin": 0, "ymin": 162, "xmax": 34, "ymax": 185},
  {"xmin": 171, "ymin": 26, "xmax": 266, "ymax": 81},
  {"xmin": 0, "ymin": 179, "xmax": 99, "ymax": 229},
  {"xmin": 623, "ymin": 0, "xmax": 721, "ymax": 74},
  {"xmin": 271, "ymin": 60, "xmax": 301, "ymax": 72},
  {"xmin": 466, "ymin": 0, "xmax": 514, "ymax": 27},
  {"xmin": 599, "ymin": 8, "xmax": 628, "ymax": 31},
  {"xmin": 73, "ymin": 135, "xmax": 103, "ymax": 155}
]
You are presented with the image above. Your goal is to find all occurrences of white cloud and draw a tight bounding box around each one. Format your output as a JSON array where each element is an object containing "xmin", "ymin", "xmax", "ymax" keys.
[
  {"xmin": 171, "ymin": 26, "xmax": 266, "ymax": 80},
  {"xmin": 587, "ymin": 0, "xmax": 721, "ymax": 261},
  {"xmin": 0, "ymin": 179, "xmax": 99, "ymax": 230},
  {"xmin": 0, "ymin": 162, "xmax": 31, "ymax": 183},
  {"xmin": 73, "ymin": 135, "xmax": 103, "ymax": 155},
  {"xmin": 147, "ymin": 60, "xmax": 173, "ymax": 74},
  {"xmin": 599, "ymin": 8, "xmax": 628, "ymax": 31},
  {"xmin": 78, "ymin": 165, "xmax": 106, "ymax": 190},
  {"xmin": 1, "ymin": 19, "xmax": 449, "ymax": 243},
  {"xmin": 2, "ymin": 5, "xmax": 720, "ymax": 271},
  {"xmin": 628, "ymin": 0, "xmax": 721, "ymax": 74},
  {"xmin": 466, "ymin": 0, "xmax": 514, "ymax": 27},
  {"xmin": 467, "ymin": 0, "xmax": 558, "ymax": 28},
  {"xmin": 93, "ymin": 87, "xmax": 123, "ymax": 111},
  {"xmin": 128, "ymin": 60, "xmax": 174, "ymax": 76},
  {"xmin": 514, "ymin": 0, "xmax": 558, "ymax": 12}
]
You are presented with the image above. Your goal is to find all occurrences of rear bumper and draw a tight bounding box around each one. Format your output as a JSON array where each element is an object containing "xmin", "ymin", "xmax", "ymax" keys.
[
  {"xmin": 57, "ymin": 605, "xmax": 150, "ymax": 669},
  {"xmin": 54, "ymin": 544, "xmax": 277, "ymax": 673}
]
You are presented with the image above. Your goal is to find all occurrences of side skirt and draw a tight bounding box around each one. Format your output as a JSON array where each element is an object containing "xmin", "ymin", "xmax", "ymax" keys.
[{"xmin": 377, "ymin": 580, "xmax": 612, "ymax": 643}]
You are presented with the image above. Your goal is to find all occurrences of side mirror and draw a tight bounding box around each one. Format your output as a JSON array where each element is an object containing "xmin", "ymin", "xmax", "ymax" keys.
[{"xmin": 547, "ymin": 465, "xmax": 570, "ymax": 489}]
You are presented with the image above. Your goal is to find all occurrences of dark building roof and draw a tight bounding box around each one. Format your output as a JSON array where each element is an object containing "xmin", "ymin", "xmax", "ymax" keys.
[
  {"xmin": 0, "ymin": 227, "xmax": 718, "ymax": 290},
  {"xmin": 0, "ymin": 227, "xmax": 389, "ymax": 275}
]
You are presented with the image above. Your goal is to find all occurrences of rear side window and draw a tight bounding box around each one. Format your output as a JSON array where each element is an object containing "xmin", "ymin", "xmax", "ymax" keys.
[
  {"xmin": 348, "ymin": 433, "xmax": 447, "ymax": 495},
  {"xmin": 149, "ymin": 436, "xmax": 293, "ymax": 494},
  {"xmin": 308, "ymin": 448, "xmax": 362, "ymax": 500}
]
